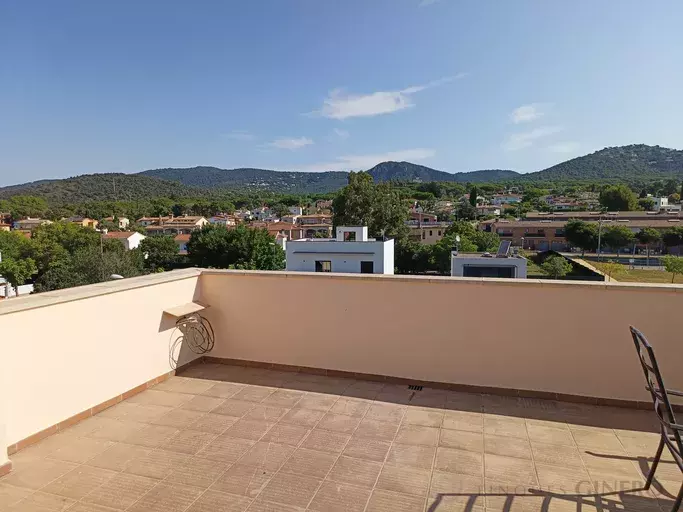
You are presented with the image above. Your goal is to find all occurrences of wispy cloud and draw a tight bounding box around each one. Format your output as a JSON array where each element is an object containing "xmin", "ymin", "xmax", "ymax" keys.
[
  {"xmin": 333, "ymin": 128, "xmax": 350, "ymax": 140},
  {"xmin": 222, "ymin": 130, "xmax": 256, "ymax": 141},
  {"xmin": 547, "ymin": 141, "xmax": 580, "ymax": 153},
  {"xmin": 502, "ymin": 126, "xmax": 563, "ymax": 151},
  {"xmin": 308, "ymin": 74, "xmax": 466, "ymax": 120},
  {"xmin": 268, "ymin": 137, "xmax": 314, "ymax": 150},
  {"xmin": 296, "ymin": 148, "xmax": 435, "ymax": 172},
  {"xmin": 419, "ymin": 0, "xmax": 443, "ymax": 6},
  {"xmin": 509, "ymin": 103, "xmax": 551, "ymax": 124}
]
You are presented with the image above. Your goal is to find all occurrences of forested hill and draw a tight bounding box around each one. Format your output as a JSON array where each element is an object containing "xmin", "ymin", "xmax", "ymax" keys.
[
  {"xmin": 524, "ymin": 144, "xmax": 683, "ymax": 181},
  {"xmin": 366, "ymin": 162, "xmax": 519, "ymax": 182}
]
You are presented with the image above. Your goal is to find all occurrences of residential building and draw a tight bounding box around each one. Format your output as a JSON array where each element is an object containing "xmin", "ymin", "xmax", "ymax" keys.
[
  {"xmin": 451, "ymin": 251, "xmax": 527, "ymax": 278},
  {"xmin": 103, "ymin": 216, "xmax": 130, "ymax": 229},
  {"xmin": 523, "ymin": 210, "xmax": 683, "ymax": 222},
  {"xmin": 208, "ymin": 215, "xmax": 237, "ymax": 226},
  {"xmin": 286, "ymin": 226, "xmax": 394, "ymax": 274},
  {"xmin": 654, "ymin": 197, "xmax": 668, "ymax": 211},
  {"xmin": 1, "ymin": 269, "xmax": 682, "ymax": 510},
  {"xmin": 102, "ymin": 231, "xmax": 146, "ymax": 250},
  {"xmin": 67, "ymin": 217, "xmax": 99, "ymax": 229},
  {"xmin": 137, "ymin": 216, "xmax": 168, "ymax": 227},
  {"xmin": 491, "ymin": 194, "xmax": 522, "ymax": 205},
  {"xmin": 251, "ymin": 222, "xmax": 304, "ymax": 240},
  {"xmin": 174, "ymin": 233, "xmax": 190, "ymax": 255},
  {"xmin": 297, "ymin": 213, "xmax": 332, "ymax": 225},
  {"xmin": 288, "ymin": 206, "xmax": 303, "ymax": 216},
  {"xmin": 12, "ymin": 218, "xmax": 52, "ymax": 231},
  {"xmin": 0, "ymin": 223, "xmax": 10, "ymax": 232},
  {"xmin": 145, "ymin": 215, "xmax": 209, "ymax": 235},
  {"xmin": 475, "ymin": 205, "xmax": 501, "ymax": 217},
  {"xmin": 408, "ymin": 211, "xmax": 437, "ymax": 224},
  {"xmin": 408, "ymin": 222, "xmax": 451, "ymax": 245}
]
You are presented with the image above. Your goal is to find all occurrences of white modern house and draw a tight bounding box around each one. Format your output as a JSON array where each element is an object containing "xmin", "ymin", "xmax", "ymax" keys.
[
  {"xmin": 451, "ymin": 241, "xmax": 527, "ymax": 279},
  {"xmin": 102, "ymin": 231, "xmax": 146, "ymax": 250},
  {"xmin": 286, "ymin": 226, "xmax": 394, "ymax": 274}
]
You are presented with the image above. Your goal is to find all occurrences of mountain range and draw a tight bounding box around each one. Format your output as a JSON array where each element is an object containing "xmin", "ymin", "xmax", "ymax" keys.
[{"xmin": 1, "ymin": 144, "xmax": 682, "ymax": 203}]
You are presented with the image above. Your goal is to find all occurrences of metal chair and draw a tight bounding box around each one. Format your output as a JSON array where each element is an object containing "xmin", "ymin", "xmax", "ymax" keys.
[{"xmin": 630, "ymin": 326, "xmax": 683, "ymax": 511}]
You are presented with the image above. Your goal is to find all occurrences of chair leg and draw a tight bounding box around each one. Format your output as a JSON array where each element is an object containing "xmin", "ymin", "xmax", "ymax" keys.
[
  {"xmin": 671, "ymin": 482, "xmax": 682, "ymax": 512},
  {"xmin": 644, "ymin": 436, "xmax": 665, "ymax": 490}
]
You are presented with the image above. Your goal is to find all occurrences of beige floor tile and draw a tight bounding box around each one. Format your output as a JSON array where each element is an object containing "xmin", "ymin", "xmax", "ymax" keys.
[
  {"xmin": 8, "ymin": 491, "xmax": 75, "ymax": 511},
  {"xmin": 123, "ymin": 424, "xmax": 179, "ymax": 449},
  {"xmin": 430, "ymin": 470, "xmax": 484, "ymax": 497},
  {"xmin": 425, "ymin": 495, "xmax": 485, "ymax": 512},
  {"xmin": 579, "ymin": 447, "xmax": 641, "ymax": 476},
  {"xmin": 535, "ymin": 462, "xmax": 593, "ymax": 493},
  {"xmin": 187, "ymin": 413, "xmax": 237, "ymax": 434},
  {"xmin": 196, "ymin": 435, "xmax": 255, "ymax": 464},
  {"xmin": 395, "ymin": 424, "xmax": 439, "ymax": 446},
  {"xmin": 365, "ymin": 403, "xmax": 406, "ymax": 422},
  {"xmin": 526, "ymin": 423, "xmax": 575, "ymax": 446},
  {"xmin": 570, "ymin": 427, "xmax": 623, "ymax": 450},
  {"xmin": 164, "ymin": 456, "xmax": 228, "ymax": 489},
  {"xmin": 186, "ymin": 489, "xmax": 252, "ymax": 512},
  {"xmin": 309, "ymin": 480, "xmax": 371, "ymax": 512},
  {"xmin": 246, "ymin": 498, "xmax": 305, "ymax": 512},
  {"xmin": 126, "ymin": 389, "xmax": 192, "ymax": 408},
  {"xmin": 210, "ymin": 399, "xmax": 256, "ymax": 418},
  {"xmin": 200, "ymin": 382, "xmax": 245, "ymax": 399},
  {"xmin": 280, "ymin": 448, "xmax": 336, "ymax": 478},
  {"xmin": 124, "ymin": 449, "xmax": 191, "ymax": 480},
  {"xmin": 258, "ymin": 472, "xmax": 322, "ymax": 508},
  {"xmin": 152, "ymin": 409, "xmax": 206, "ymax": 429},
  {"xmin": 403, "ymin": 407, "xmax": 444, "ymax": 427},
  {"xmin": 316, "ymin": 413, "xmax": 361, "ymax": 434},
  {"xmin": 180, "ymin": 395, "xmax": 225, "ymax": 413},
  {"xmin": 238, "ymin": 441, "xmax": 295, "ymax": 471},
  {"xmin": 242, "ymin": 405, "xmax": 289, "ymax": 423},
  {"xmin": 261, "ymin": 389, "xmax": 304, "ymax": 407},
  {"xmin": 127, "ymin": 482, "xmax": 203, "ymax": 512},
  {"xmin": 442, "ymin": 411, "xmax": 483, "ymax": 433},
  {"xmin": 223, "ymin": 419, "xmax": 274, "ymax": 441},
  {"xmin": 327, "ymin": 455, "xmax": 383, "ymax": 488},
  {"xmin": 2, "ymin": 459, "xmax": 78, "ymax": 490},
  {"xmin": 294, "ymin": 393, "xmax": 338, "ymax": 411},
  {"xmin": 484, "ymin": 434, "xmax": 532, "ymax": 460},
  {"xmin": 300, "ymin": 429, "xmax": 350, "ymax": 454},
  {"xmin": 62, "ymin": 502, "xmax": 123, "ymax": 512},
  {"xmin": 342, "ymin": 436, "xmax": 391, "ymax": 462},
  {"xmin": 86, "ymin": 419, "xmax": 145, "ymax": 442},
  {"xmin": 484, "ymin": 493, "xmax": 584, "ymax": 511},
  {"xmin": 48, "ymin": 438, "xmax": 114, "ymax": 464},
  {"xmin": 81, "ymin": 472, "xmax": 157, "ymax": 510},
  {"xmin": 530, "ymin": 440, "xmax": 584, "ymax": 468},
  {"xmin": 386, "ymin": 443, "xmax": 436, "ymax": 470},
  {"xmin": 0, "ymin": 483, "xmax": 32, "ymax": 508},
  {"xmin": 108, "ymin": 404, "xmax": 173, "ymax": 424},
  {"xmin": 42, "ymin": 466, "xmax": 117, "ymax": 499},
  {"xmin": 162, "ymin": 429, "xmax": 216, "ymax": 455},
  {"xmin": 280, "ymin": 408, "xmax": 325, "ymax": 428},
  {"xmin": 439, "ymin": 429, "xmax": 484, "ymax": 452},
  {"xmin": 84, "ymin": 443, "xmax": 151, "ymax": 472},
  {"xmin": 484, "ymin": 454, "xmax": 538, "ymax": 486},
  {"xmin": 375, "ymin": 464, "xmax": 431, "ymax": 497},
  {"xmin": 231, "ymin": 385, "xmax": 275, "ymax": 403},
  {"xmin": 484, "ymin": 415, "xmax": 528, "ymax": 439},
  {"xmin": 367, "ymin": 489, "xmax": 426, "ymax": 512},
  {"xmin": 153, "ymin": 376, "xmax": 215, "ymax": 394},
  {"xmin": 355, "ymin": 418, "xmax": 399, "ymax": 441},
  {"xmin": 435, "ymin": 447, "xmax": 484, "ymax": 476},
  {"xmin": 210, "ymin": 464, "xmax": 271, "ymax": 498},
  {"xmin": 260, "ymin": 423, "xmax": 310, "ymax": 447},
  {"xmin": 330, "ymin": 397, "xmax": 371, "ymax": 417}
]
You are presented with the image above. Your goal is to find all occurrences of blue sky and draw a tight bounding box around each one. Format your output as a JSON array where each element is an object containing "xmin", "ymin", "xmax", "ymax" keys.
[{"xmin": 2, "ymin": 0, "xmax": 683, "ymax": 186}]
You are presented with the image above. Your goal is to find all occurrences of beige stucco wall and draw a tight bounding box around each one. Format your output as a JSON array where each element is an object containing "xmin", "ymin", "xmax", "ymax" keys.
[
  {"xmin": 0, "ymin": 269, "xmax": 202, "ymax": 447},
  {"xmin": 200, "ymin": 270, "xmax": 683, "ymax": 403}
]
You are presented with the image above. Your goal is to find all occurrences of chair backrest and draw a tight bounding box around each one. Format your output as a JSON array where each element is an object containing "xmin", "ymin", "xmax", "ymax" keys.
[{"xmin": 629, "ymin": 326, "xmax": 682, "ymax": 464}]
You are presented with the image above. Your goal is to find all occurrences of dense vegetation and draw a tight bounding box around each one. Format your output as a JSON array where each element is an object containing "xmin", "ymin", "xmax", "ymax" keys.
[{"xmin": 2, "ymin": 145, "xmax": 682, "ymax": 204}]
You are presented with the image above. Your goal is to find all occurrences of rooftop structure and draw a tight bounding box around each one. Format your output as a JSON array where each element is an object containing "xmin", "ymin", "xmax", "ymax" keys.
[
  {"xmin": 102, "ymin": 231, "xmax": 146, "ymax": 250},
  {"xmin": 451, "ymin": 243, "xmax": 528, "ymax": 278},
  {"xmin": 0, "ymin": 270, "xmax": 682, "ymax": 510},
  {"xmin": 286, "ymin": 226, "xmax": 394, "ymax": 274}
]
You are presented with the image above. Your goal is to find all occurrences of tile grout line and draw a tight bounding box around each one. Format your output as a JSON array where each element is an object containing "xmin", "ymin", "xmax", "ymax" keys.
[{"xmin": 421, "ymin": 395, "xmax": 451, "ymax": 512}]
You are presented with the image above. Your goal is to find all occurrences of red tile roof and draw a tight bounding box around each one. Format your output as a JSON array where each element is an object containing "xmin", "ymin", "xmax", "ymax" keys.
[{"xmin": 102, "ymin": 231, "xmax": 139, "ymax": 239}]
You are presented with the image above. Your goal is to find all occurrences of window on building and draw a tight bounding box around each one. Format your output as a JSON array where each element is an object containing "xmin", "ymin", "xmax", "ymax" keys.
[
  {"xmin": 315, "ymin": 260, "xmax": 331, "ymax": 272},
  {"xmin": 438, "ymin": 230, "xmax": 442, "ymax": 236},
  {"xmin": 360, "ymin": 261, "xmax": 374, "ymax": 274},
  {"xmin": 422, "ymin": 231, "xmax": 425, "ymax": 239},
  {"xmin": 429, "ymin": 230, "xmax": 433, "ymax": 236},
  {"xmin": 344, "ymin": 231, "xmax": 356, "ymax": 241}
]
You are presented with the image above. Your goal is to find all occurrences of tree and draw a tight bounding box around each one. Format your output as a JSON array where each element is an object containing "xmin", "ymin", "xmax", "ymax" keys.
[
  {"xmin": 636, "ymin": 228, "xmax": 661, "ymax": 266},
  {"xmin": 662, "ymin": 227, "xmax": 683, "ymax": 249},
  {"xmin": 332, "ymin": 172, "xmax": 407, "ymax": 239},
  {"xmin": 541, "ymin": 255, "xmax": 572, "ymax": 279},
  {"xmin": 469, "ymin": 187, "xmax": 478, "ymax": 207},
  {"xmin": 0, "ymin": 257, "xmax": 37, "ymax": 296},
  {"xmin": 470, "ymin": 231, "xmax": 500, "ymax": 252},
  {"xmin": 599, "ymin": 185, "xmax": 637, "ymax": 211},
  {"xmin": 455, "ymin": 201, "xmax": 477, "ymax": 221},
  {"xmin": 601, "ymin": 225, "xmax": 635, "ymax": 253},
  {"xmin": 187, "ymin": 224, "xmax": 284, "ymax": 270},
  {"xmin": 601, "ymin": 260, "xmax": 623, "ymax": 282},
  {"xmin": 6, "ymin": 195, "xmax": 49, "ymax": 218},
  {"xmin": 661, "ymin": 255, "xmax": 683, "ymax": 283},
  {"xmin": 638, "ymin": 197, "xmax": 655, "ymax": 211},
  {"xmin": 564, "ymin": 219, "xmax": 598, "ymax": 255},
  {"xmin": 140, "ymin": 235, "xmax": 179, "ymax": 271}
]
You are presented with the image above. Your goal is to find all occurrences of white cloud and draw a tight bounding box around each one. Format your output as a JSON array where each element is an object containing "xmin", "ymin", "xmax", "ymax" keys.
[
  {"xmin": 309, "ymin": 74, "xmax": 466, "ymax": 120},
  {"xmin": 419, "ymin": 0, "xmax": 443, "ymax": 6},
  {"xmin": 502, "ymin": 126, "xmax": 563, "ymax": 151},
  {"xmin": 268, "ymin": 137, "xmax": 314, "ymax": 150},
  {"xmin": 547, "ymin": 141, "xmax": 580, "ymax": 153},
  {"xmin": 222, "ymin": 130, "xmax": 255, "ymax": 141},
  {"xmin": 333, "ymin": 128, "xmax": 350, "ymax": 140},
  {"xmin": 297, "ymin": 148, "xmax": 435, "ymax": 172},
  {"xmin": 509, "ymin": 103, "xmax": 550, "ymax": 124}
]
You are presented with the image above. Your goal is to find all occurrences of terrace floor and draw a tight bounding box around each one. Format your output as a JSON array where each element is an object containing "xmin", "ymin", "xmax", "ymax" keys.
[{"xmin": 1, "ymin": 362, "xmax": 681, "ymax": 512}]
